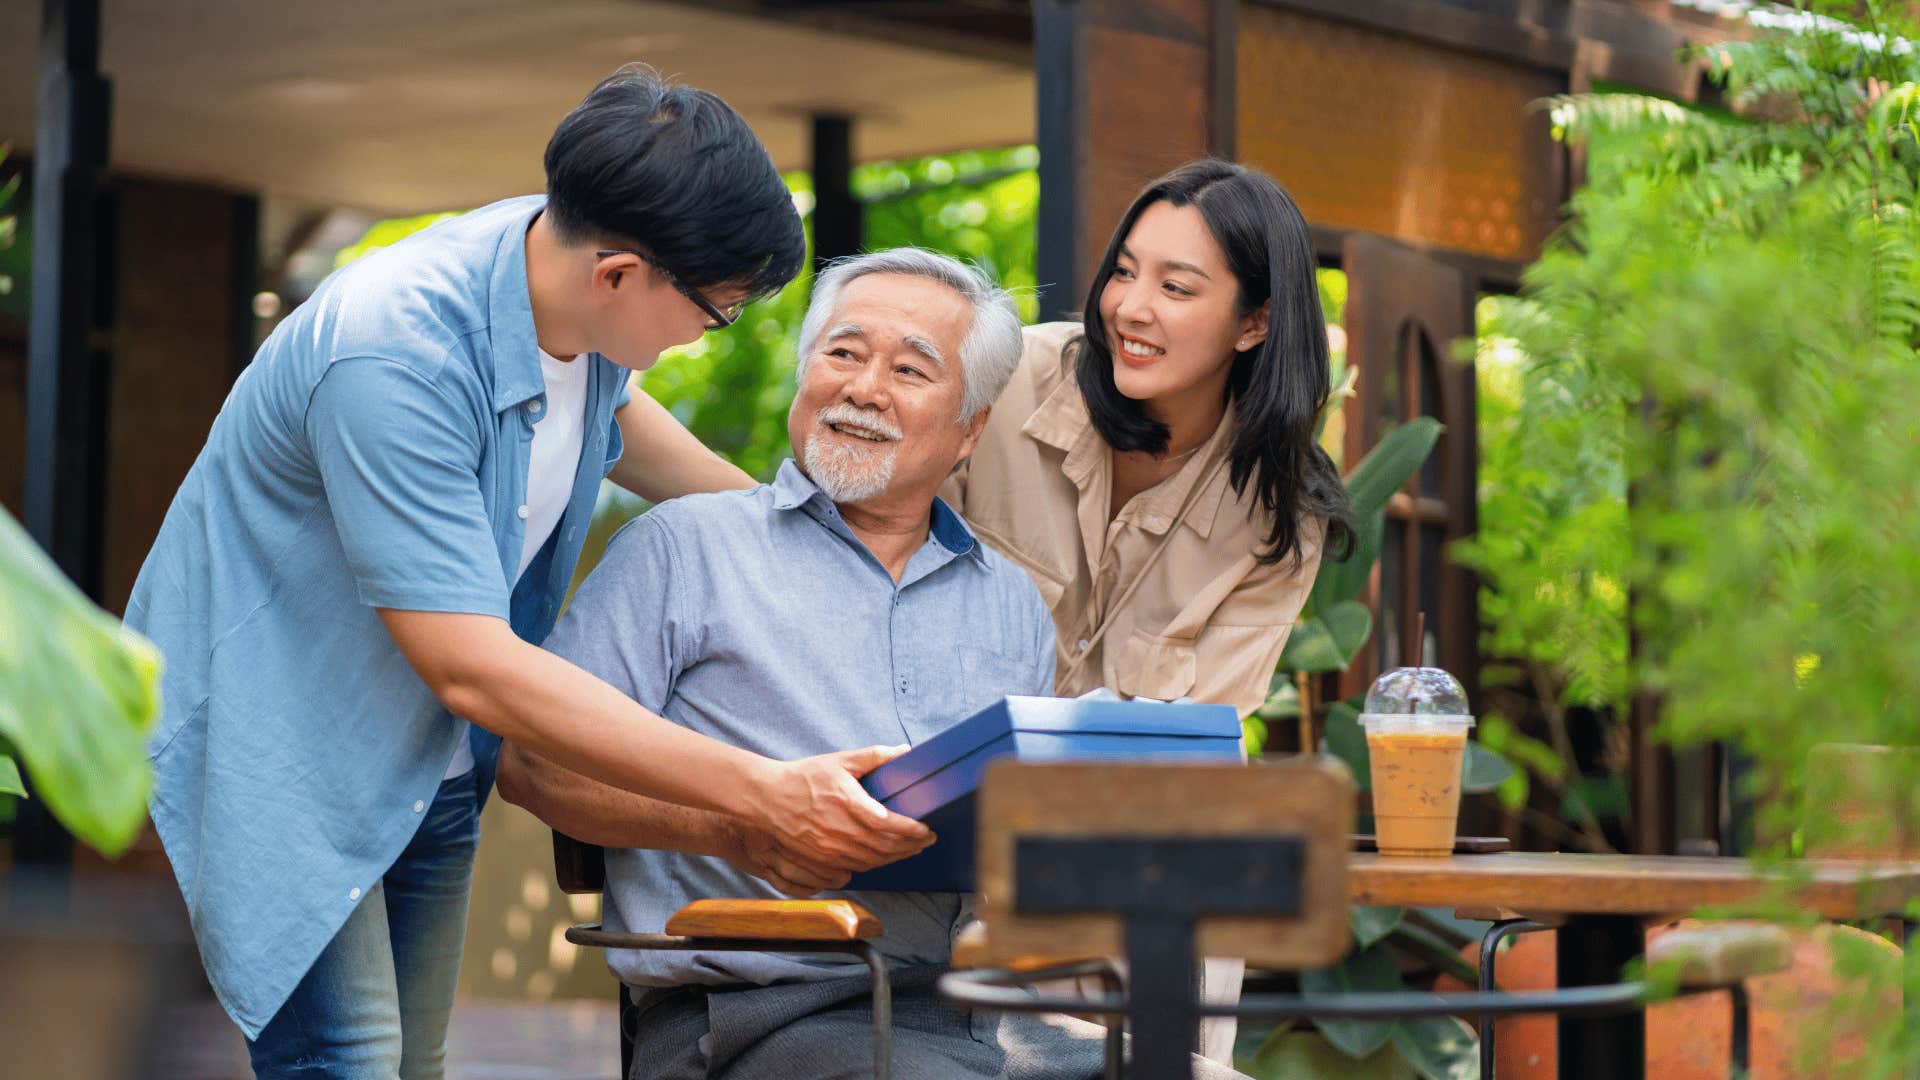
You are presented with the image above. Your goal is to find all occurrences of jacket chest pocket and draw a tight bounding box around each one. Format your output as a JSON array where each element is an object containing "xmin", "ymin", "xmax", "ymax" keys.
[{"xmin": 1110, "ymin": 628, "xmax": 1198, "ymax": 701}]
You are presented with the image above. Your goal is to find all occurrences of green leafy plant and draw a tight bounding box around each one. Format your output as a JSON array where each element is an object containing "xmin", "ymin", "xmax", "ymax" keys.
[
  {"xmin": 1441, "ymin": 2, "xmax": 1920, "ymax": 1071},
  {"xmin": 1237, "ymin": 414, "xmax": 1509, "ymax": 1077},
  {"xmin": 0, "ymin": 507, "xmax": 163, "ymax": 856},
  {"xmin": 0, "ymin": 140, "xmax": 163, "ymax": 848}
]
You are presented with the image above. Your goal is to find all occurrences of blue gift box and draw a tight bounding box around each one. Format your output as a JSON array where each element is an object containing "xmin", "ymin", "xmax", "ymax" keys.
[{"xmin": 846, "ymin": 695, "xmax": 1244, "ymax": 892}]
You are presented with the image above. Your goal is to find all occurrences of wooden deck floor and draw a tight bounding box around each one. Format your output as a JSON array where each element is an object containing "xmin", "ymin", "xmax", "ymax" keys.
[{"xmin": 152, "ymin": 998, "xmax": 621, "ymax": 1079}]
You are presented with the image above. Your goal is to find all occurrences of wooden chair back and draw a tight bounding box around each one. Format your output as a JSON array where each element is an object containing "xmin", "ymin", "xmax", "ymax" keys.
[
  {"xmin": 972, "ymin": 758, "xmax": 1355, "ymax": 970},
  {"xmin": 553, "ymin": 830, "xmax": 606, "ymax": 895}
]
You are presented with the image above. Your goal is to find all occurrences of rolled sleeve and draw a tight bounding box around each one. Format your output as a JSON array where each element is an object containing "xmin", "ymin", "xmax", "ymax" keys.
[{"xmin": 305, "ymin": 357, "xmax": 510, "ymax": 617}]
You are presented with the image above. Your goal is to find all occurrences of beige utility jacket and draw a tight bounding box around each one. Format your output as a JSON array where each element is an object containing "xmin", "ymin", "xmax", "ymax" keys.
[{"xmin": 942, "ymin": 322, "xmax": 1323, "ymax": 716}]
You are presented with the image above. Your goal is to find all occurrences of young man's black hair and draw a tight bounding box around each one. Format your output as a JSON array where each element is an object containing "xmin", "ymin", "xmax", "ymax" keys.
[{"xmin": 544, "ymin": 64, "xmax": 806, "ymax": 302}]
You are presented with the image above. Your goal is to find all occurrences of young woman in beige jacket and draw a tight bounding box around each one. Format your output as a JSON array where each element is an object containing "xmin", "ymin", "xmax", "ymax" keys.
[
  {"xmin": 940, "ymin": 160, "xmax": 1355, "ymax": 1065},
  {"xmin": 943, "ymin": 159, "xmax": 1353, "ymax": 717}
]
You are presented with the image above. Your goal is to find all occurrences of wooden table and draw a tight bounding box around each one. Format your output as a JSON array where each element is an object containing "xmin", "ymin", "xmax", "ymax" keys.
[
  {"xmin": 1348, "ymin": 851, "xmax": 1920, "ymax": 918},
  {"xmin": 1346, "ymin": 852, "xmax": 1920, "ymax": 1079}
]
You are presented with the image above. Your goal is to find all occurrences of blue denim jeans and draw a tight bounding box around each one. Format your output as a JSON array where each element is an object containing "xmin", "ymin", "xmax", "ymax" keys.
[{"xmin": 247, "ymin": 774, "xmax": 480, "ymax": 1079}]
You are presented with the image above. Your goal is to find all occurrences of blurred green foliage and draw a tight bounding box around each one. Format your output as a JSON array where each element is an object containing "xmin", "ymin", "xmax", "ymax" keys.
[
  {"xmin": 0, "ymin": 144, "xmax": 23, "ymax": 324},
  {"xmin": 0, "ymin": 506, "xmax": 162, "ymax": 856},
  {"xmin": 333, "ymin": 211, "xmax": 462, "ymax": 268},
  {"xmin": 1452, "ymin": 6, "xmax": 1920, "ymax": 1066}
]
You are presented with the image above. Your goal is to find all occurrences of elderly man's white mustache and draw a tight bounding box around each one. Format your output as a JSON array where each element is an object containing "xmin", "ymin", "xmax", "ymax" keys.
[{"xmin": 817, "ymin": 402, "xmax": 902, "ymax": 443}]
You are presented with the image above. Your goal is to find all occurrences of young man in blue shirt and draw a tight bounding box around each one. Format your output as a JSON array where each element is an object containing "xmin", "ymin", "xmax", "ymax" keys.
[{"xmin": 126, "ymin": 67, "xmax": 929, "ymax": 1077}]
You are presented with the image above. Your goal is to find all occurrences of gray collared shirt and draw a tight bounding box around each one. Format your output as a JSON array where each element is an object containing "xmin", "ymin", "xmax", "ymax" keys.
[{"xmin": 543, "ymin": 459, "xmax": 1056, "ymax": 988}]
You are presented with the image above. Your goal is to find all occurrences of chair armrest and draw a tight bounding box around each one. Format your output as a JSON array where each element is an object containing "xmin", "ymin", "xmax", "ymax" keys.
[
  {"xmin": 665, "ymin": 899, "xmax": 883, "ymax": 941},
  {"xmin": 1645, "ymin": 922, "xmax": 1791, "ymax": 989}
]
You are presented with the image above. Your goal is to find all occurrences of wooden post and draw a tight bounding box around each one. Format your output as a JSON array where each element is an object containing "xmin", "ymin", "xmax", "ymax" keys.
[
  {"xmin": 1295, "ymin": 669, "xmax": 1315, "ymax": 754},
  {"xmin": 19, "ymin": 0, "xmax": 114, "ymax": 882},
  {"xmin": 809, "ymin": 114, "xmax": 860, "ymax": 269},
  {"xmin": 1032, "ymin": 0, "xmax": 1235, "ymax": 320}
]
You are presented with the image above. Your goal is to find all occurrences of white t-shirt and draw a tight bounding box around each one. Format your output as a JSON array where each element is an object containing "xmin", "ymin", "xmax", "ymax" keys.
[{"xmin": 443, "ymin": 349, "xmax": 592, "ymax": 779}]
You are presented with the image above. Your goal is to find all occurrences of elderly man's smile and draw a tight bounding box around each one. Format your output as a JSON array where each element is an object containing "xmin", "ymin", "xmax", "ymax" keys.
[
  {"xmin": 825, "ymin": 422, "xmax": 893, "ymax": 443},
  {"xmin": 816, "ymin": 403, "xmax": 902, "ymax": 446}
]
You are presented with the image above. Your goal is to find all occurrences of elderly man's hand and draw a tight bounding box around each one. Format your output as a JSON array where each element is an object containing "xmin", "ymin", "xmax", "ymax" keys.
[
  {"xmin": 745, "ymin": 745, "xmax": 934, "ymax": 880},
  {"xmin": 725, "ymin": 825, "xmax": 854, "ymax": 897}
]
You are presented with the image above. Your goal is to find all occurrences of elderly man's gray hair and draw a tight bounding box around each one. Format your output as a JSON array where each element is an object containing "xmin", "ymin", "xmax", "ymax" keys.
[{"xmin": 796, "ymin": 249, "xmax": 1024, "ymax": 422}]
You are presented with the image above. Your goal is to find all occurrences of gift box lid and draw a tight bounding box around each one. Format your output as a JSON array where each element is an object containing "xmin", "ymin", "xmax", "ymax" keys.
[{"xmin": 861, "ymin": 695, "xmax": 1241, "ymax": 802}]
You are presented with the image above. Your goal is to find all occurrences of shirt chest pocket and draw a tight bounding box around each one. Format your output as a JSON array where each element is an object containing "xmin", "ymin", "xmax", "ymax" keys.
[
  {"xmin": 1110, "ymin": 628, "xmax": 1198, "ymax": 701},
  {"xmin": 953, "ymin": 645, "xmax": 1037, "ymax": 712}
]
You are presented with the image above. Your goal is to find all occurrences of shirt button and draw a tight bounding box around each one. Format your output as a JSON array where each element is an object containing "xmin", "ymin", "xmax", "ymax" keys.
[
  {"xmin": 527, "ymin": 401, "xmax": 542, "ymax": 416},
  {"xmin": 1077, "ymin": 639, "xmax": 1090, "ymax": 653},
  {"xmin": 517, "ymin": 505, "xmax": 530, "ymax": 519},
  {"xmin": 349, "ymin": 887, "xmax": 362, "ymax": 901},
  {"xmin": 413, "ymin": 800, "xmax": 426, "ymax": 813}
]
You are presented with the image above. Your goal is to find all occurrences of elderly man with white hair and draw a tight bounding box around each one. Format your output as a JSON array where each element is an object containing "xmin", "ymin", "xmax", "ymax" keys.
[{"xmin": 499, "ymin": 250, "xmax": 1248, "ymax": 1079}]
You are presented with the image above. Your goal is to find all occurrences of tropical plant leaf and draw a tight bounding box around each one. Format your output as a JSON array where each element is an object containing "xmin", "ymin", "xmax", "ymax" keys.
[
  {"xmin": 1242, "ymin": 715, "xmax": 1268, "ymax": 757},
  {"xmin": 1324, "ymin": 600, "xmax": 1375, "ymax": 665},
  {"xmin": 1301, "ymin": 943, "xmax": 1404, "ymax": 1058},
  {"xmin": 1462, "ymin": 741, "xmax": 1517, "ymax": 794},
  {"xmin": 0, "ymin": 508, "xmax": 160, "ymax": 856},
  {"xmin": 1310, "ymin": 510, "xmax": 1383, "ymax": 614},
  {"xmin": 1241, "ymin": 1030, "xmax": 1412, "ymax": 1080},
  {"xmin": 1390, "ymin": 1016, "xmax": 1479, "ymax": 1080},
  {"xmin": 1282, "ymin": 616, "xmax": 1349, "ymax": 674},
  {"xmin": 1345, "ymin": 418, "xmax": 1445, "ymax": 519},
  {"xmin": 1311, "ymin": 418, "xmax": 1442, "ymax": 611},
  {"xmin": 1349, "ymin": 905, "xmax": 1403, "ymax": 950},
  {"xmin": 0, "ymin": 753, "xmax": 23, "ymax": 798},
  {"xmin": 1323, "ymin": 699, "xmax": 1371, "ymax": 791},
  {"xmin": 1255, "ymin": 674, "xmax": 1300, "ymax": 721}
]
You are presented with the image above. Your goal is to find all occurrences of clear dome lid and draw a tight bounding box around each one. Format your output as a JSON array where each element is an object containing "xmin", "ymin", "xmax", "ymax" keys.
[{"xmin": 1363, "ymin": 667, "xmax": 1470, "ymax": 717}]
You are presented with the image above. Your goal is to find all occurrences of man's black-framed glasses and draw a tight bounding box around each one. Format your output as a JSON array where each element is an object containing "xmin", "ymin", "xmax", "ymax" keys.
[{"xmin": 596, "ymin": 248, "xmax": 744, "ymax": 330}]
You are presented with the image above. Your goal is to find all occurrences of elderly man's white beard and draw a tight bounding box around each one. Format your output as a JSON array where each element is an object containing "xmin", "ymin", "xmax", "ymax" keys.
[{"xmin": 803, "ymin": 403, "xmax": 901, "ymax": 503}]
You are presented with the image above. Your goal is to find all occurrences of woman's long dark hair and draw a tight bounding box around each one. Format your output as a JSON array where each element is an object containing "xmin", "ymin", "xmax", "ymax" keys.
[{"xmin": 1076, "ymin": 160, "xmax": 1355, "ymax": 568}]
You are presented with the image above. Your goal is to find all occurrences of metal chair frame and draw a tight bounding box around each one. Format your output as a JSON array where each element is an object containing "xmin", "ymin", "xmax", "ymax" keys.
[
  {"xmin": 563, "ymin": 923, "xmax": 893, "ymax": 1080},
  {"xmin": 1476, "ymin": 917, "xmax": 1756, "ymax": 1078},
  {"xmin": 942, "ymin": 947, "xmax": 1651, "ymax": 1078}
]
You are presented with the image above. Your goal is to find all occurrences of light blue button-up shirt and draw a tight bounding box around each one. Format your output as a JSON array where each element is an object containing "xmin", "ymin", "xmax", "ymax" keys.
[
  {"xmin": 125, "ymin": 195, "xmax": 631, "ymax": 1037},
  {"xmin": 542, "ymin": 460, "xmax": 1055, "ymax": 989}
]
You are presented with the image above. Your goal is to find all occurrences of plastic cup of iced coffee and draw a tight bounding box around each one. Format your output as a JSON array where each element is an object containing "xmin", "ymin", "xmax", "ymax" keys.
[{"xmin": 1360, "ymin": 667, "xmax": 1474, "ymax": 858}]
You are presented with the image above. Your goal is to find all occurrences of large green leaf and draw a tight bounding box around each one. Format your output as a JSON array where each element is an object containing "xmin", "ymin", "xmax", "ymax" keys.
[
  {"xmin": 1323, "ymin": 700, "xmax": 1371, "ymax": 792},
  {"xmin": 1301, "ymin": 943, "xmax": 1404, "ymax": 1058},
  {"xmin": 1311, "ymin": 502, "xmax": 1384, "ymax": 612},
  {"xmin": 1311, "ymin": 418, "xmax": 1443, "ymax": 612},
  {"xmin": 1324, "ymin": 600, "xmax": 1374, "ymax": 663},
  {"xmin": 1281, "ymin": 616, "xmax": 1348, "ymax": 673},
  {"xmin": 0, "ymin": 508, "xmax": 160, "ymax": 856},
  {"xmin": 1390, "ymin": 1016, "xmax": 1480, "ymax": 1080},
  {"xmin": 1462, "ymin": 741, "xmax": 1518, "ymax": 794},
  {"xmin": 0, "ymin": 752, "xmax": 23, "ymax": 798},
  {"xmin": 1242, "ymin": 1031, "xmax": 1413, "ymax": 1080},
  {"xmin": 1349, "ymin": 905, "xmax": 1403, "ymax": 950},
  {"xmin": 1346, "ymin": 418, "xmax": 1445, "ymax": 519}
]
